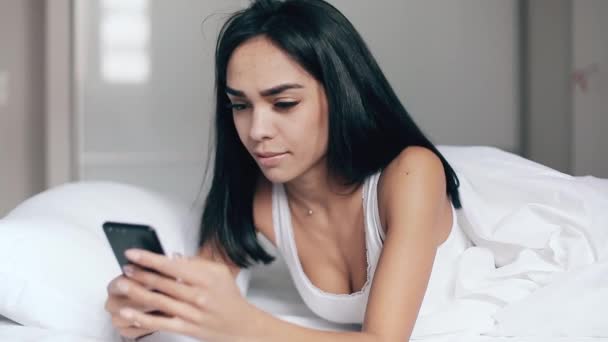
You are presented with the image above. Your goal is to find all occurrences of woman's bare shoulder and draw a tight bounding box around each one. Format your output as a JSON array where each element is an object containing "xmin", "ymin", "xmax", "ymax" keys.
[
  {"xmin": 379, "ymin": 145, "xmax": 445, "ymax": 196},
  {"xmin": 377, "ymin": 146, "xmax": 447, "ymax": 232}
]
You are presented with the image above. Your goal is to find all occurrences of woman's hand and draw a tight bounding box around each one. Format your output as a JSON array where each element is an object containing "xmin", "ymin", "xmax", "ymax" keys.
[
  {"xmin": 114, "ymin": 249, "xmax": 260, "ymax": 342},
  {"xmin": 105, "ymin": 274, "xmax": 158, "ymax": 339}
]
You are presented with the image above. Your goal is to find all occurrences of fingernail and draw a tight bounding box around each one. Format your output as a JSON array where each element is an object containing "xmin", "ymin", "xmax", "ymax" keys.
[
  {"xmin": 123, "ymin": 265, "xmax": 134, "ymax": 277},
  {"xmin": 117, "ymin": 281, "xmax": 129, "ymax": 293},
  {"xmin": 125, "ymin": 249, "xmax": 140, "ymax": 261},
  {"xmin": 170, "ymin": 252, "xmax": 183, "ymax": 260},
  {"xmin": 120, "ymin": 308, "xmax": 134, "ymax": 319}
]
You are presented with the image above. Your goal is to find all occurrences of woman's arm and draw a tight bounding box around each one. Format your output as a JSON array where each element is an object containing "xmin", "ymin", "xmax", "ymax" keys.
[
  {"xmin": 364, "ymin": 146, "xmax": 448, "ymax": 341},
  {"xmin": 246, "ymin": 146, "xmax": 449, "ymax": 342},
  {"xmin": 245, "ymin": 309, "xmax": 380, "ymax": 342}
]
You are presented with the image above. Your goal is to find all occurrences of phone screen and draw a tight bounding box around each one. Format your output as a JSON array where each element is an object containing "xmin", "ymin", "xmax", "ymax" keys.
[{"xmin": 103, "ymin": 221, "xmax": 165, "ymax": 273}]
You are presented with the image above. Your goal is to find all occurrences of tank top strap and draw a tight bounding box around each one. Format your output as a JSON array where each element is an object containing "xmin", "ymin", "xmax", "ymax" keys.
[
  {"xmin": 270, "ymin": 182, "xmax": 288, "ymax": 252},
  {"xmin": 363, "ymin": 170, "xmax": 386, "ymax": 247}
]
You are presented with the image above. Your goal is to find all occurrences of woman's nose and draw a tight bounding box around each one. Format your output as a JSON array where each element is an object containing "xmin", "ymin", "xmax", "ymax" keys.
[{"xmin": 249, "ymin": 107, "xmax": 274, "ymax": 141}]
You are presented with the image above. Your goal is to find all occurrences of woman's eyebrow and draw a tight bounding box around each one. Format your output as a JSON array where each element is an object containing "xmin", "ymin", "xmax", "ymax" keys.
[{"xmin": 225, "ymin": 83, "xmax": 304, "ymax": 97}]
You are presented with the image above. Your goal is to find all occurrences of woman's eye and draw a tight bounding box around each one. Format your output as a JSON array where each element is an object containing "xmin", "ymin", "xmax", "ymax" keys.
[
  {"xmin": 274, "ymin": 101, "xmax": 299, "ymax": 110},
  {"xmin": 227, "ymin": 103, "xmax": 249, "ymax": 111}
]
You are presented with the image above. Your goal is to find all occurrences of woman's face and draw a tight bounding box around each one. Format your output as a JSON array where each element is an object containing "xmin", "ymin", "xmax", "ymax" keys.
[{"xmin": 226, "ymin": 36, "xmax": 329, "ymax": 183}]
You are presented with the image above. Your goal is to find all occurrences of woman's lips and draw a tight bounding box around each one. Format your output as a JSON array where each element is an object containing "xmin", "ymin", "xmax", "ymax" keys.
[{"xmin": 255, "ymin": 152, "xmax": 288, "ymax": 167}]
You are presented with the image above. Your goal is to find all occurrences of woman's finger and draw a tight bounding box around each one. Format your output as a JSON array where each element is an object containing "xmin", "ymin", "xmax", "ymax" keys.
[
  {"xmin": 124, "ymin": 249, "xmax": 224, "ymax": 288},
  {"xmin": 112, "ymin": 315, "xmax": 135, "ymax": 329},
  {"xmin": 107, "ymin": 275, "xmax": 128, "ymax": 296},
  {"xmin": 123, "ymin": 265, "xmax": 205, "ymax": 308},
  {"xmin": 118, "ymin": 308, "xmax": 203, "ymax": 340},
  {"xmin": 117, "ymin": 276, "xmax": 205, "ymax": 325},
  {"xmin": 105, "ymin": 293, "xmax": 158, "ymax": 315},
  {"xmin": 111, "ymin": 307, "xmax": 156, "ymax": 339},
  {"xmin": 117, "ymin": 326, "xmax": 155, "ymax": 339}
]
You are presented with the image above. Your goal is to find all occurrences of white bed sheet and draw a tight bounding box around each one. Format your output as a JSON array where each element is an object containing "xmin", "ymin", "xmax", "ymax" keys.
[
  {"xmin": 3, "ymin": 323, "xmax": 608, "ymax": 342},
  {"xmin": 2, "ymin": 259, "xmax": 607, "ymax": 342},
  {"xmin": 3, "ymin": 266, "xmax": 607, "ymax": 342},
  {"xmin": 0, "ymin": 315, "xmax": 105, "ymax": 342}
]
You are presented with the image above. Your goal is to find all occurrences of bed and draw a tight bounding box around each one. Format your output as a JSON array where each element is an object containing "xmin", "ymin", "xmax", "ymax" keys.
[{"xmin": 1, "ymin": 146, "xmax": 607, "ymax": 341}]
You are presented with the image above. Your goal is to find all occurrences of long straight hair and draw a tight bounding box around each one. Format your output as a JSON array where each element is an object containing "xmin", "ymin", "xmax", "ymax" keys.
[{"xmin": 200, "ymin": 0, "xmax": 462, "ymax": 268}]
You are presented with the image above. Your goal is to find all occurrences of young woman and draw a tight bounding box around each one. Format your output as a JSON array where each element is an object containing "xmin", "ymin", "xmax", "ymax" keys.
[{"xmin": 104, "ymin": 0, "xmax": 468, "ymax": 340}]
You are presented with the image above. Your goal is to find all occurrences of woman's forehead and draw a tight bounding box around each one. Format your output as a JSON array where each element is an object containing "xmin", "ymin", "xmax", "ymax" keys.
[{"xmin": 226, "ymin": 37, "xmax": 314, "ymax": 91}]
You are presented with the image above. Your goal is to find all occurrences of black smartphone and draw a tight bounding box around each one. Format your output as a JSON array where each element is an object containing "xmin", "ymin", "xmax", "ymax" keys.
[
  {"xmin": 103, "ymin": 221, "xmax": 171, "ymax": 317},
  {"xmin": 103, "ymin": 221, "xmax": 166, "ymax": 274}
]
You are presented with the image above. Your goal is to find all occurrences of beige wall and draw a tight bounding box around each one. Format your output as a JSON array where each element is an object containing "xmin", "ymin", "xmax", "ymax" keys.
[
  {"xmin": 73, "ymin": 0, "xmax": 520, "ymax": 204},
  {"xmin": 572, "ymin": 0, "xmax": 608, "ymax": 177},
  {"xmin": 524, "ymin": 0, "xmax": 608, "ymax": 178},
  {"xmin": 523, "ymin": 0, "xmax": 572, "ymax": 174},
  {"xmin": 0, "ymin": 0, "xmax": 46, "ymax": 216},
  {"xmin": 2, "ymin": 1, "xmax": 607, "ymax": 218}
]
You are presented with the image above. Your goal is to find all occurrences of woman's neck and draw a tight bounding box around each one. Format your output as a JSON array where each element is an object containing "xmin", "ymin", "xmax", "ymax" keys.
[{"xmin": 283, "ymin": 163, "xmax": 361, "ymax": 221}]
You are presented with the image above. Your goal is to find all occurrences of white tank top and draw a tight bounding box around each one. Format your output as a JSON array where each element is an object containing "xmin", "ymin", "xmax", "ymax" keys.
[{"xmin": 271, "ymin": 170, "xmax": 470, "ymax": 324}]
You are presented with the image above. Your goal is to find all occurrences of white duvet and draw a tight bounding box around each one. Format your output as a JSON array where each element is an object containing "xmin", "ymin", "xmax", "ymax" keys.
[
  {"xmin": 438, "ymin": 146, "xmax": 608, "ymax": 338},
  {"xmin": 1, "ymin": 146, "xmax": 607, "ymax": 341}
]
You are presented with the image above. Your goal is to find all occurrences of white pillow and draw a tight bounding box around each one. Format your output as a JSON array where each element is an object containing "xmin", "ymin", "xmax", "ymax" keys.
[
  {"xmin": 5, "ymin": 181, "xmax": 201, "ymax": 256},
  {"xmin": 0, "ymin": 181, "xmax": 203, "ymax": 340},
  {"xmin": 0, "ymin": 217, "xmax": 122, "ymax": 341}
]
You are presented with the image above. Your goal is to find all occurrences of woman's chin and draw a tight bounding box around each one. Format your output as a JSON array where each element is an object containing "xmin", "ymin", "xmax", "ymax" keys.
[{"xmin": 260, "ymin": 168, "xmax": 294, "ymax": 184}]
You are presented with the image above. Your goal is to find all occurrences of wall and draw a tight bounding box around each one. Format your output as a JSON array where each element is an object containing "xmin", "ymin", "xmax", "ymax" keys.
[
  {"xmin": 524, "ymin": 0, "xmax": 608, "ymax": 178},
  {"xmin": 46, "ymin": 0, "xmax": 74, "ymax": 188},
  {"xmin": 572, "ymin": 0, "xmax": 608, "ymax": 177},
  {"xmin": 523, "ymin": 0, "xmax": 572, "ymax": 174},
  {"xmin": 5, "ymin": 1, "xmax": 606, "ymax": 217},
  {"xmin": 73, "ymin": 0, "xmax": 519, "ymax": 203},
  {"xmin": 74, "ymin": 0, "xmax": 244, "ymax": 204},
  {"xmin": 0, "ymin": 0, "xmax": 46, "ymax": 216},
  {"xmin": 330, "ymin": 0, "xmax": 520, "ymax": 153}
]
